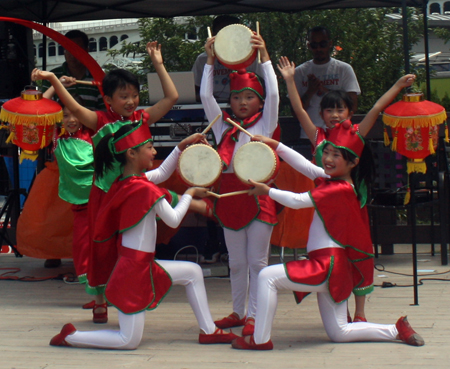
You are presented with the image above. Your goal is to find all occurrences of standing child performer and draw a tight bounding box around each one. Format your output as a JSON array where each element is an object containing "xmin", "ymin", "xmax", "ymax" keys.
[
  {"xmin": 32, "ymin": 41, "xmax": 210, "ymax": 324},
  {"xmin": 200, "ymin": 32, "xmax": 279, "ymax": 336},
  {"xmin": 278, "ymin": 56, "xmax": 416, "ymax": 323},
  {"xmin": 49, "ymin": 121, "xmax": 239, "ymax": 349},
  {"xmin": 232, "ymin": 123, "xmax": 424, "ymax": 350}
]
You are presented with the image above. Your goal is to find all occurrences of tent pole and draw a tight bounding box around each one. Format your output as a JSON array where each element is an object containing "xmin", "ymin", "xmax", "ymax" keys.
[
  {"xmin": 402, "ymin": 0, "xmax": 410, "ymax": 74},
  {"xmin": 423, "ymin": 1, "xmax": 431, "ymax": 100}
]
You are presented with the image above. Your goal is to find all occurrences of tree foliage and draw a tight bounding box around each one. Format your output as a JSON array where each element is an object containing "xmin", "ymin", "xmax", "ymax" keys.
[{"xmin": 109, "ymin": 8, "xmax": 423, "ymax": 112}]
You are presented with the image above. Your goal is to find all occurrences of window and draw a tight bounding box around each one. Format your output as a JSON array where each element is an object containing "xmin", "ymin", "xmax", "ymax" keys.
[
  {"xmin": 110, "ymin": 35, "xmax": 118, "ymax": 48},
  {"xmin": 89, "ymin": 38, "xmax": 97, "ymax": 52},
  {"xmin": 430, "ymin": 3, "xmax": 441, "ymax": 14},
  {"xmin": 58, "ymin": 45, "xmax": 64, "ymax": 56},
  {"xmin": 48, "ymin": 42, "xmax": 56, "ymax": 57},
  {"xmin": 120, "ymin": 34, "xmax": 129, "ymax": 41},
  {"xmin": 99, "ymin": 37, "xmax": 107, "ymax": 51}
]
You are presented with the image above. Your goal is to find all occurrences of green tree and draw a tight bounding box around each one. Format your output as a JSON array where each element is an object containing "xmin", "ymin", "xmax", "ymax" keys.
[{"xmin": 109, "ymin": 9, "xmax": 423, "ymax": 112}]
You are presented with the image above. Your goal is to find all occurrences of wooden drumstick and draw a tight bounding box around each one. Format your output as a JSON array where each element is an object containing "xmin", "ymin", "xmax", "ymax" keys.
[
  {"xmin": 207, "ymin": 190, "xmax": 250, "ymax": 198},
  {"xmin": 61, "ymin": 78, "xmax": 95, "ymax": 86},
  {"xmin": 225, "ymin": 118, "xmax": 254, "ymax": 138},
  {"xmin": 202, "ymin": 114, "xmax": 221, "ymax": 135},
  {"xmin": 256, "ymin": 21, "xmax": 261, "ymax": 63},
  {"xmin": 207, "ymin": 26, "xmax": 215, "ymax": 57}
]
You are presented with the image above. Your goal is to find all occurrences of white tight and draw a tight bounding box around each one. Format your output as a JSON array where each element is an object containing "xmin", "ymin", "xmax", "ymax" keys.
[
  {"xmin": 66, "ymin": 260, "xmax": 216, "ymax": 350},
  {"xmin": 223, "ymin": 221, "xmax": 273, "ymax": 319},
  {"xmin": 254, "ymin": 264, "xmax": 398, "ymax": 345}
]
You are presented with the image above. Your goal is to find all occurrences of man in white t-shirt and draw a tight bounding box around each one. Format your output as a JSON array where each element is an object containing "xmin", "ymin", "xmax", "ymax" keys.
[
  {"xmin": 192, "ymin": 15, "xmax": 260, "ymax": 103},
  {"xmin": 294, "ymin": 26, "xmax": 360, "ymax": 143}
]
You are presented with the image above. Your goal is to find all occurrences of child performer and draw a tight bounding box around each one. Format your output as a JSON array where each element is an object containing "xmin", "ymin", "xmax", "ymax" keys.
[
  {"xmin": 49, "ymin": 121, "xmax": 239, "ymax": 349},
  {"xmin": 200, "ymin": 33, "xmax": 279, "ymax": 336},
  {"xmin": 32, "ymin": 41, "xmax": 210, "ymax": 323},
  {"xmin": 278, "ymin": 56, "xmax": 416, "ymax": 322},
  {"xmin": 231, "ymin": 122, "xmax": 424, "ymax": 350}
]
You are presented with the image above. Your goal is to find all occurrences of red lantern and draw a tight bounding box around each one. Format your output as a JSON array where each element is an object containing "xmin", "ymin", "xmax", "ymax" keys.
[
  {"xmin": 0, "ymin": 86, "xmax": 62, "ymax": 162},
  {"xmin": 383, "ymin": 93, "xmax": 447, "ymax": 174}
]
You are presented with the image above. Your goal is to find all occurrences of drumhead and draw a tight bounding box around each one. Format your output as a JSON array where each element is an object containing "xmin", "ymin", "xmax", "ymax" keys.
[
  {"xmin": 233, "ymin": 142, "xmax": 278, "ymax": 184},
  {"xmin": 214, "ymin": 24, "xmax": 257, "ymax": 69},
  {"xmin": 178, "ymin": 144, "xmax": 222, "ymax": 187}
]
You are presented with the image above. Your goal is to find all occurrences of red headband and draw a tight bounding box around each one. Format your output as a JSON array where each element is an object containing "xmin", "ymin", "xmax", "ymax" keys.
[
  {"xmin": 324, "ymin": 120, "xmax": 364, "ymax": 158},
  {"xmin": 229, "ymin": 69, "xmax": 264, "ymax": 100},
  {"xmin": 113, "ymin": 120, "xmax": 152, "ymax": 154}
]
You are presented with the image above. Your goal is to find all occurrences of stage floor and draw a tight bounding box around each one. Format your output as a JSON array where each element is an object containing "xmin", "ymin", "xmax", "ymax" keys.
[{"xmin": 1, "ymin": 244, "xmax": 449, "ymax": 369}]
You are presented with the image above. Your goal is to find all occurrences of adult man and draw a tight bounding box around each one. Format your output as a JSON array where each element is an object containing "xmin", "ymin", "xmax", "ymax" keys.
[
  {"xmin": 42, "ymin": 30, "xmax": 105, "ymax": 111},
  {"xmin": 192, "ymin": 15, "xmax": 260, "ymax": 102},
  {"xmin": 294, "ymin": 26, "xmax": 360, "ymax": 142}
]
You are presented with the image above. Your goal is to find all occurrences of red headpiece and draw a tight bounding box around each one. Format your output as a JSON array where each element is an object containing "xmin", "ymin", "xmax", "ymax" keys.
[
  {"xmin": 324, "ymin": 120, "xmax": 364, "ymax": 158},
  {"xmin": 113, "ymin": 118, "xmax": 152, "ymax": 154},
  {"xmin": 229, "ymin": 69, "xmax": 264, "ymax": 100}
]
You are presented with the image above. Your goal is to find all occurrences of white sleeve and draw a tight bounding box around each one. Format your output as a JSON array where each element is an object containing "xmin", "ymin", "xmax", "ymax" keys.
[
  {"xmin": 259, "ymin": 61, "xmax": 279, "ymax": 137},
  {"xmin": 341, "ymin": 63, "xmax": 361, "ymax": 95},
  {"xmin": 269, "ymin": 188, "xmax": 313, "ymax": 209},
  {"xmin": 145, "ymin": 146, "xmax": 181, "ymax": 184},
  {"xmin": 154, "ymin": 194, "xmax": 192, "ymax": 228},
  {"xmin": 200, "ymin": 63, "xmax": 226, "ymax": 142},
  {"xmin": 276, "ymin": 143, "xmax": 327, "ymax": 180}
]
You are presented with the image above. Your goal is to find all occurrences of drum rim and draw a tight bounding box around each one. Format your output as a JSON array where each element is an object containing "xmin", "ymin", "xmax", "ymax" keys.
[
  {"xmin": 233, "ymin": 141, "xmax": 279, "ymax": 184},
  {"xmin": 177, "ymin": 143, "xmax": 223, "ymax": 187},
  {"xmin": 214, "ymin": 23, "xmax": 256, "ymax": 66}
]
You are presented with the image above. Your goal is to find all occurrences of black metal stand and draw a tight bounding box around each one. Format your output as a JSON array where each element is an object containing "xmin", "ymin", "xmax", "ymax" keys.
[
  {"xmin": 409, "ymin": 172, "xmax": 419, "ymax": 306},
  {"xmin": 0, "ymin": 145, "xmax": 23, "ymax": 257}
]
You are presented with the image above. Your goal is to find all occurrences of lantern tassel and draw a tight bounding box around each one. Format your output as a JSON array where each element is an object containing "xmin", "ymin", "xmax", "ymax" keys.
[
  {"xmin": 59, "ymin": 127, "xmax": 66, "ymax": 136},
  {"xmin": 40, "ymin": 131, "xmax": 47, "ymax": 149},
  {"xmin": 383, "ymin": 127, "xmax": 390, "ymax": 146},
  {"xmin": 445, "ymin": 123, "xmax": 449, "ymax": 143},
  {"xmin": 19, "ymin": 151, "xmax": 38, "ymax": 163},
  {"xmin": 391, "ymin": 135, "xmax": 397, "ymax": 152},
  {"xmin": 407, "ymin": 161, "xmax": 427, "ymax": 174},
  {"xmin": 404, "ymin": 186, "xmax": 411, "ymax": 205},
  {"xmin": 428, "ymin": 136, "xmax": 435, "ymax": 155},
  {"xmin": 5, "ymin": 130, "xmax": 15, "ymax": 144}
]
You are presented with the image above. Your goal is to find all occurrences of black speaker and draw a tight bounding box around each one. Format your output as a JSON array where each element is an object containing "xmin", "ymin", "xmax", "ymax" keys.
[{"xmin": 0, "ymin": 22, "xmax": 34, "ymax": 99}]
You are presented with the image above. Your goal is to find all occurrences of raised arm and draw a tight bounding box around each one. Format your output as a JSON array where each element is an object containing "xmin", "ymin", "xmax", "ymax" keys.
[
  {"xmin": 358, "ymin": 74, "xmax": 415, "ymax": 137},
  {"xmin": 31, "ymin": 69, "xmax": 98, "ymax": 130},
  {"xmin": 143, "ymin": 42, "xmax": 178, "ymax": 124},
  {"xmin": 278, "ymin": 57, "xmax": 316, "ymax": 144}
]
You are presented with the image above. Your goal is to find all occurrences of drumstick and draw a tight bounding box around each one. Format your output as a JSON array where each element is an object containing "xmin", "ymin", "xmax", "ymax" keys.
[
  {"xmin": 207, "ymin": 26, "xmax": 215, "ymax": 57},
  {"xmin": 207, "ymin": 190, "xmax": 250, "ymax": 198},
  {"xmin": 225, "ymin": 118, "xmax": 254, "ymax": 138},
  {"xmin": 201, "ymin": 114, "xmax": 221, "ymax": 135},
  {"xmin": 61, "ymin": 78, "xmax": 97, "ymax": 86},
  {"xmin": 256, "ymin": 21, "xmax": 261, "ymax": 64}
]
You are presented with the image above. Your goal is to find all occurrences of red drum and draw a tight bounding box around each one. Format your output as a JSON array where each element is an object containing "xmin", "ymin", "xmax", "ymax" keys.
[
  {"xmin": 214, "ymin": 24, "xmax": 257, "ymax": 70},
  {"xmin": 233, "ymin": 141, "xmax": 279, "ymax": 185},
  {"xmin": 177, "ymin": 144, "xmax": 222, "ymax": 187}
]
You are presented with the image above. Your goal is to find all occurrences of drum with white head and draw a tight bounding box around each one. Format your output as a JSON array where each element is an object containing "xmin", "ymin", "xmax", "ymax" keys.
[
  {"xmin": 214, "ymin": 24, "xmax": 257, "ymax": 70},
  {"xmin": 233, "ymin": 141, "xmax": 279, "ymax": 185},
  {"xmin": 177, "ymin": 144, "xmax": 222, "ymax": 187}
]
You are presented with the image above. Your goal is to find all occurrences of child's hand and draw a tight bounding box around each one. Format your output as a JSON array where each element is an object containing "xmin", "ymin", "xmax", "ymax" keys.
[
  {"xmin": 277, "ymin": 56, "xmax": 296, "ymax": 81},
  {"xmin": 60, "ymin": 75, "xmax": 76, "ymax": 87},
  {"xmin": 205, "ymin": 37, "xmax": 215, "ymax": 59},
  {"xmin": 31, "ymin": 68, "xmax": 54, "ymax": 81},
  {"xmin": 251, "ymin": 135, "xmax": 279, "ymax": 150},
  {"xmin": 178, "ymin": 133, "xmax": 209, "ymax": 151},
  {"xmin": 247, "ymin": 179, "xmax": 270, "ymax": 196},
  {"xmin": 186, "ymin": 187, "xmax": 209, "ymax": 198},
  {"xmin": 146, "ymin": 41, "xmax": 163, "ymax": 66},
  {"xmin": 396, "ymin": 74, "xmax": 416, "ymax": 89},
  {"xmin": 251, "ymin": 34, "xmax": 269, "ymax": 62}
]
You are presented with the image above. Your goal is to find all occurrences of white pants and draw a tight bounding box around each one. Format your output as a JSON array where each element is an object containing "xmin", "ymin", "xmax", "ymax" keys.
[
  {"xmin": 254, "ymin": 264, "xmax": 398, "ymax": 344},
  {"xmin": 223, "ymin": 221, "xmax": 273, "ymax": 319},
  {"xmin": 66, "ymin": 260, "xmax": 216, "ymax": 350}
]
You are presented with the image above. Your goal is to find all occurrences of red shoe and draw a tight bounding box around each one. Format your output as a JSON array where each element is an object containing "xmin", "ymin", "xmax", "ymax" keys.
[
  {"xmin": 232, "ymin": 335, "xmax": 273, "ymax": 350},
  {"xmin": 353, "ymin": 315, "xmax": 367, "ymax": 323},
  {"xmin": 49, "ymin": 323, "xmax": 76, "ymax": 347},
  {"xmin": 242, "ymin": 318, "xmax": 255, "ymax": 336},
  {"xmin": 93, "ymin": 302, "xmax": 108, "ymax": 324},
  {"xmin": 82, "ymin": 300, "xmax": 95, "ymax": 309},
  {"xmin": 214, "ymin": 313, "xmax": 246, "ymax": 329},
  {"xmin": 199, "ymin": 328, "xmax": 239, "ymax": 344},
  {"xmin": 396, "ymin": 316, "xmax": 424, "ymax": 346}
]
